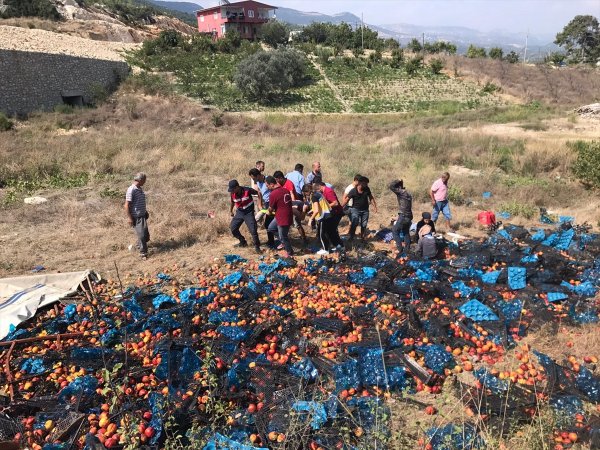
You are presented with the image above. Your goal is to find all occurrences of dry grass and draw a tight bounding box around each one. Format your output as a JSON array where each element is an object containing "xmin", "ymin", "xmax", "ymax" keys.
[
  {"xmin": 0, "ymin": 92, "xmax": 599, "ymax": 280},
  {"xmin": 443, "ymin": 56, "xmax": 600, "ymax": 107}
]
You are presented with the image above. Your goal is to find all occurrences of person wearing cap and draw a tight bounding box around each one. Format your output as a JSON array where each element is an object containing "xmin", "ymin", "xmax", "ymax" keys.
[
  {"xmin": 415, "ymin": 212, "xmax": 436, "ymax": 242},
  {"xmin": 430, "ymin": 172, "xmax": 452, "ymax": 229},
  {"xmin": 417, "ymin": 224, "xmax": 438, "ymax": 259},
  {"xmin": 124, "ymin": 172, "xmax": 150, "ymax": 259},
  {"xmin": 389, "ymin": 179, "xmax": 413, "ymax": 256},
  {"xmin": 228, "ymin": 180, "xmax": 263, "ymax": 253}
]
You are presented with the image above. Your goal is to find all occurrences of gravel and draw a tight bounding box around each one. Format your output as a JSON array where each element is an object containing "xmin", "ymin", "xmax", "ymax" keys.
[{"xmin": 0, "ymin": 25, "xmax": 138, "ymax": 61}]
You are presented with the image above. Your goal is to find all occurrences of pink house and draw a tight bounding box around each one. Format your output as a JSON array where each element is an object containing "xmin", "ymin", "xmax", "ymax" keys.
[{"xmin": 196, "ymin": 1, "xmax": 277, "ymax": 40}]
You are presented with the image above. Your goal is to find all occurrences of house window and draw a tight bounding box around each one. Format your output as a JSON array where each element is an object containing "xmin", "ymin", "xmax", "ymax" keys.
[
  {"xmin": 200, "ymin": 14, "xmax": 204, "ymax": 22},
  {"xmin": 248, "ymin": 9, "xmax": 254, "ymax": 18},
  {"xmin": 213, "ymin": 11, "xmax": 218, "ymax": 19},
  {"xmin": 221, "ymin": 25, "xmax": 226, "ymax": 35}
]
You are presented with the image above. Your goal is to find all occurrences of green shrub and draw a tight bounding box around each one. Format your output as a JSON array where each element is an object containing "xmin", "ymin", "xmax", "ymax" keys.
[
  {"xmin": 570, "ymin": 140, "xmax": 600, "ymax": 188},
  {"xmin": 0, "ymin": 113, "xmax": 14, "ymax": 132},
  {"xmin": 481, "ymin": 82, "xmax": 500, "ymax": 94},
  {"xmin": 1, "ymin": 0, "xmax": 61, "ymax": 20},
  {"xmin": 390, "ymin": 48, "xmax": 404, "ymax": 68},
  {"xmin": 466, "ymin": 44, "xmax": 486, "ymax": 58},
  {"xmin": 54, "ymin": 104, "xmax": 76, "ymax": 114},
  {"xmin": 448, "ymin": 185, "xmax": 465, "ymax": 205},
  {"xmin": 234, "ymin": 49, "xmax": 308, "ymax": 101},
  {"xmin": 429, "ymin": 58, "xmax": 444, "ymax": 74},
  {"xmin": 405, "ymin": 56, "xmax": 422, "ymax": 76},
  {"xmin": 500, "ymin": 200, "xmax": 536, "ymax": 219},
  {"xmin": 258, "ymin": 20, "xmax": 289, "ymax": 48},
  {"xmin": 315, "ymin": 47, "xmax": 333, "ymax": 65},
  {"xmin": 296, "ymin": 143, "xmax": 318, "ymax": 154},
  {"xmin": 124, "ymin": 72, "xmax": 174, "ymax": 96}
]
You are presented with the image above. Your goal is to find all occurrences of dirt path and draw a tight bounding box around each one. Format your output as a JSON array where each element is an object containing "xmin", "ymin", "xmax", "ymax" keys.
[{"xmin": 311, "ymin": 59, "xmax": 353, "ymax": 114}]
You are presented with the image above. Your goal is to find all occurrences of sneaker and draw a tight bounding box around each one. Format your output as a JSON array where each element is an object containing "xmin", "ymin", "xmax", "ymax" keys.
[
  {"xmin": 140, "ymin": 254, "xmax": 148, "ymax": 260},
  {"xmin": 233, "ymin": 242, "xmax": 248, "ymax": 248},
  {"xmin": 316, "ymin": 249, "xmax": 329, "ymax": 256},
  {"xmin": 128, "ymin": 244, "xmax": 134, "ymax": 252},
  {"xmin": 276, "ymin": 243, "xmax": 284, "ymax": 250}
]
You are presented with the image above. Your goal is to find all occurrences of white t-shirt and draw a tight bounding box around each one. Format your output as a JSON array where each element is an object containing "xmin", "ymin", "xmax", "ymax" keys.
[{"xmin": 344, "ymin": 183, "xmax": 355, "ymax": 207}]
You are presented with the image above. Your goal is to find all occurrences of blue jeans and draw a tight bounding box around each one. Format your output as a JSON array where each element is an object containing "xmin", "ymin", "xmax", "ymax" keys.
[
  {"xmin": 392, "ymin": 214, "xmax": 411, "ymax": 253},
  {"xmin": 432, "ymin": 200, "xmax": 452, "ymax": 222},
  {"xmin": 349, "ymin": 208, "xmax": 369, "ymax": 238},
  {"xmin": 267, "ymin": 218, "xmax": 293, "ymax": 254}
]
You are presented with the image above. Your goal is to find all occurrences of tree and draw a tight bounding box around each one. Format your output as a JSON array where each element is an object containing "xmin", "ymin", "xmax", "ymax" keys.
[
  {"xmin": 544, "ymin": 51, "xmax": 567, "ymax": 66},
  {"xmin": 234, "ymin": 49, "xmax": 307, "ymax": 101},
  {"xmin": 390, "ymin": 48, "xmax": 404, "ymax": 68},
  {"xmin": 407, "ymin": 38, "xmax": 422, "ymax": 53},
  {"xmin": 555, "ymin": 15, "xmax": 600, "ymax": 63},
  {"xmin": 329, "ymin": 22, "xmax": 354, "ymax": 49},
  {"xmin": 384, "ymin": 38, "xmax": 400, "ymax": 50},
  {"xmin": 259, "ymin": 20, "xmax": 289, "ymax": 48},
  {"xmin": 301, "ymin": 22, "xmax": 330, "ymax": 44},
  {"xmin": 466, "ymin": 44, "xmax": 487, "ymax": 58},
  {"xmin": 429, "ymin": 58, "xmax": 444, "ymax": 74},
  {"xmin": 504, "ymin": 50, "xmax": 520, "ymax": 63},
  {"xmin": 489, "ymin": 47, "xmax": 504, "ymax": 60}
]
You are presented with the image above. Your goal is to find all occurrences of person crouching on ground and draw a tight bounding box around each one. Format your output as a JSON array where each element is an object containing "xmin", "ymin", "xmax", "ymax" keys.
[
  {"xmin": 124, "ymin": 172, "xmax": 150, "ymax": 260},
  {"xmin": 389, "ymin": 179, "xmax": 413, "ymax": 257},
  {"xmin": 228, "ymin": 179, "xmax": 263, "ymax": 254},
  {"xmin": 266, "ymin": 176, "xmax": 294, "ymax": 257},
  {"xmin": 415, "ymin": 211, "xmax": 436, "ymax": 242},
  {"xmin": 342, "ymin": 176, "xmax": 377, "ymax": 242},
  {"xmin": 417, "ymin": 224, "xmax": 438, "ymax": 259}
]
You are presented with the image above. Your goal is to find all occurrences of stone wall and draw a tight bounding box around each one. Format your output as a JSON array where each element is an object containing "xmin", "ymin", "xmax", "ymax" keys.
[{"xmin": 0, "ymin": 49, "xmax": 129, "ymax": 116}]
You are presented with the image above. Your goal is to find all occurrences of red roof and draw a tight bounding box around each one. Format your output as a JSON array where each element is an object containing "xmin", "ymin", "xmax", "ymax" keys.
[{"xmin": 198, "ymin": 1, "xmax": 277, "ymax": 14}]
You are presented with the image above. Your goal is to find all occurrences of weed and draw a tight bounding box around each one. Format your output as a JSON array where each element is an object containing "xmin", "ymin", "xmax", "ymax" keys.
[
  {"xmin": 99, "ymin": 186, "xmax": 122, "ymax": 199},
  {"xmin": 570, "ymin": 140, "xmax": 600, "ymax": 188},
  {"xmin": 54, "ymin": 104, "xmax": 76, "ymax": 114},
  {"xmin": 211, "ymin": 112, "xmax": 224, "ymax": 127},
  {"xmin": 0, "ymin": 113, "xmax": 13, "ymax": 132},
  {"xmin": 500, "ymin": 200, "xmax": 536, "ymax": 219},
  {"xmin": 448, "ymin": 185, "xmax": 465, "ymax": 205},
  {"xmin": 519, "ymin": 121, "xmax": 548, "ymax": 131},
  {"xmin": 480, "ymin": 82, "xmax": 500, "ymax": 94},
  {"xmin": 296, "ymin": 143, "xmax": 318, "ymax": 154}
]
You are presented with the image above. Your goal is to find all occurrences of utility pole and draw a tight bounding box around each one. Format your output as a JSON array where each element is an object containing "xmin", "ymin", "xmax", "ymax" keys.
[
  {"xmin": 361, "ymin": 13, "xmax": 364, "ymax": 51},
  {"xmin": 523, "ymin": 29, "xmax": 528, "ymax": 64}
]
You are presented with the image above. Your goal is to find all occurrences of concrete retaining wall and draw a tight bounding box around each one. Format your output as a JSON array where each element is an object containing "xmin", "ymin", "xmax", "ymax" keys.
[{"xmin": 0, "ymin": 49, "xmax": 129, "ymax": 116}]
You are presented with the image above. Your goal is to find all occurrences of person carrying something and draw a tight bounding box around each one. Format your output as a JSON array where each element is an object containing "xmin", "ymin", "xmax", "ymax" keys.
[
  {"xmin": 124, "ymin": 172, "xmax": 150, "ymax": 260},
  {"xmin": 266, "ymin": 176, "xmax": 294, "ymax": 257},
  {"xmin": 390, "ymin": 179, "xmax": 413, "ymax": 257},
  {"xmin": 430, "ymin": 171, "xmax": 452, "ymax": 230},
  {"xmin": 285, "ymin": 163, "xmax": 305, "ymax": 199},
  {"xmin": 306, "ymin": 161, "xmax": 323, "ymax": 184},
  {"xmin": 308, "ymin": 181, "xmax": 344, "ymax": 254},
  {"xmin": 274, "ymin": 170, "xmax": 308, "ymax": 246},
  {"xmin": 249, "ymin": 168, "xmax": 275, "ymax": 247},
  {"xmin": 228, "ymin": 179, "xmax": 262, "ymax": 254},
  {"xmin": 417, "ymin": 224, "xmax": 438, "ymax": 259},
  {"xmin": 343, "ymin": 176, "xmax": 377, "ymax": 242},
  {"xmin": 250, "ymin": 160, "xmax": 265, "ymax": 209},
  {"xmin": 415, "ymin": 212, "xmax": 436, "ymax": 242}
]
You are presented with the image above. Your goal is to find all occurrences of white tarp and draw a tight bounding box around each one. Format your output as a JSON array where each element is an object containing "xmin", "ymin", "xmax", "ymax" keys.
[{"xmin": 0, "ymin": 270, "xmax": 97, "ymax": 340}]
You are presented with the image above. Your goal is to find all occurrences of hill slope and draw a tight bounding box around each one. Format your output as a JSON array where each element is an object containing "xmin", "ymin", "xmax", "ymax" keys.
[{"xmin": 146, "ymin": 0, "xmax": 201, "ymax": 15}]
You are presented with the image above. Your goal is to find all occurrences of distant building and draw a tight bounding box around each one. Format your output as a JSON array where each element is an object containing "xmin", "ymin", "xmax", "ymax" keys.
[{"xmin": 196, "ymin": 1, "xmax": 277, "ymax": 40}]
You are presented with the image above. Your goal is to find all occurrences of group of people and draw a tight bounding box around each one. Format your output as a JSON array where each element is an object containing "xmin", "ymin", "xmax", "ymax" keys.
[{"xmin": 124, "ymin": 165, "xmax": 453, "ymax": 260}]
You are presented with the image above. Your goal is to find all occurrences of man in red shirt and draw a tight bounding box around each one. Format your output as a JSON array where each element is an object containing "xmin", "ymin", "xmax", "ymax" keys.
[
  {"xmin": 274, "ymin": 170, "xmax": 308, "ymax": 246},
  {"xmin": 266, "ymin": 176, "xmax": 294, "ymax": 257}
]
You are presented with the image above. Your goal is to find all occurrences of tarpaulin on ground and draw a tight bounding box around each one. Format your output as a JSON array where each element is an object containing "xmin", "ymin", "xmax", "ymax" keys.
[{"xmin": 0, "ymin": 270, "xmax": 98, "ymax": 340}]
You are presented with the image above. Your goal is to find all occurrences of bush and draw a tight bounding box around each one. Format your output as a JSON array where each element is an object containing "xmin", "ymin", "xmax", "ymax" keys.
[
  {"xmin": 570, "ymin": 140, "xmax": 600, "ymax": 188},
  {"xmin": 429, "ymin": 58, "xmax": 444, "ymax": 74},
  {"xmin": 315, "ymin": 47, "xmax": 333, "ymax": 65},
  {"xmin": 504, "ymin": 51, "xmax": 520, "ymax": 63},
  {"xmin": 405, "ymin": 56, "xmax": 422, "ymax": 76},
  {"xmin": 0, "ymin": 113, "xmax": 14, "ymax": 132},
  {"xmin": 1, "ymin": 0, "xmax": 61, "ymax": 20},
  {"xmin": 259, "ymin": 20, "xmax": 289, "ymax": 48},
  {"xmin": 466, "ymin": 44, "xmax": 487, "ymax": 58},
  {"xmin": 390, "ymin": 48, "xmax": 404, "ymax": 68},
  {"xmin": 489, "ymin": 47, "xmax": 503, "ymax": 59},
  {"xmin": 123, "ymin": 72, "xmax": 174, "ymax": 96},
  {"xmin": 234, "ymin": 48, "xmax": 308, "ymax": 101}
]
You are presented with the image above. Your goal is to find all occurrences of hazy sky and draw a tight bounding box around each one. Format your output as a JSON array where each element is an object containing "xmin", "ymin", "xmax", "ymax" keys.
[{"xmin": 266, "ymin": 0, "xmax": 599, "ymax": 37}]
